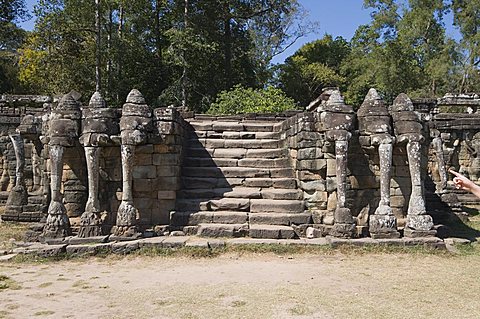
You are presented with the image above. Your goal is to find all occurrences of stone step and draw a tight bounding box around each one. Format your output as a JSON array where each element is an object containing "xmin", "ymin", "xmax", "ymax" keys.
[
  {"xmin": 185, "ymin": 148, "xmax": 288, "ymax": 159},
  {"xmin": 171, "ymin": 211, "xmax": 248, "ymax": 226},
  {"xmin": 188, "ymin": 138, "xmax": 285, "ymax": 149},
  {"xmin": 176, "ymin": 197, "xmax": 304, "ymax": 213},
  {"xmin": 178, "ymin": 187, "xmax": 302, "ymax": 200},
  {"xmin": 188, "ymin": 121, "xmax": 280, "ymax": 133},
  {"xmin": 249, "ymin": 224, "xmax": 296, "ymax": 239},
  {"xmin": 183, "ymin": 157, "xmax": 291, "ymax": 168},
  {"xmin": 248, "ymin": 213, "xmax": 312, "ymax": 226},
  {"xmin": 190, "ymin": 131, "xmax": 283, "ymax": 140},
  {"xmin": 178, "ymin": 187, "xmax": 262, "ymax": 200},
  {"xmin": 181, "ymin": 167, "xmax": 294, "ymax": 179},
  {"xmin": 176, "ymin": 198, "xmax": 251, "ymax": 212},
  {"xmin": 250, "ymin": 199, "xmax": 305, "ymax": 213},
  {"xmin": 183, "ymin": 157, "xmax": 291, "ymax": 169},
  {"xmin": 197, "ymin": 223, "xmax": 248, "ymax": 237},
  {"xmin": 181, "ymin": 177, "xmax": 297, "ymax": 189}
]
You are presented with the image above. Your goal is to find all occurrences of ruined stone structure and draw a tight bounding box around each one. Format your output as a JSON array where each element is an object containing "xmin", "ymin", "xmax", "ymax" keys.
[{"xmin": 0, "ymin": 90, "xmax": 479, "ymax": 241}]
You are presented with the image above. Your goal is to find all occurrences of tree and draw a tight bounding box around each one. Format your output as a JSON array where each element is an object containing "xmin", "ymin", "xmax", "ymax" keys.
[
  {"xmin": 0, "ymin": 0, "xmax": 29, "ymax": 93},
  {"xmin": 341, "ymin": 0, "xmax": 457, "ymax": 105},
  {"xmin": 452, "ymin": 0, "xmax": 480, "ymax": 92},
  {"xmin": 278, "ymin": 35, "xmax": 350, "ymax": 108}
]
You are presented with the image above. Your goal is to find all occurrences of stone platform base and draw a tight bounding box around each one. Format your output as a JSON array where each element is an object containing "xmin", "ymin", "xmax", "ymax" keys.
[{"xmin": 1, "ymin": 235, "xmax": 453, "ymax": 258}]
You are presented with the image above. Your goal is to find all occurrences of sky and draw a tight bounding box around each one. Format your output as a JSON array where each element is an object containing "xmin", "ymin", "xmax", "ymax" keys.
[{"xmin": 20, "ymin": 0, "xmax": 461, "ymax": 64}]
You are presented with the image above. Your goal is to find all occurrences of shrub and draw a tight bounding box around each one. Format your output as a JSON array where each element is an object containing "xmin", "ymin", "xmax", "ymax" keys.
[{"xmin": 207, "ymin": 85, "xmax": 297, "ymax": 115}]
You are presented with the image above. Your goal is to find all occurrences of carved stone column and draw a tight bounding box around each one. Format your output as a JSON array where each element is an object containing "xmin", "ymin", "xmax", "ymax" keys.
[
  {"xmin": 323, "ymin": 90, "xmax": 356, "ymax": 238},
  {"xmin": 78, "ymin": 92, "xmax": 118, "ymax": 238},
  {"xmin": 78, "ymin": 146, "xmax": 102, "ymax": 237},
  {"xmin": 391, "ymin": 93, "xmax": 434, "ymax": 237},
  {"xmin": 43, "ymin": 144, "xmax": 71, "ymax": 238},
  {"xmin": 111, "ymin": 89, "xmax": 152, "ymax": 238},
  {"xmin": 430, "ymin": 129, "xmax": 447, "ymax": 193},
  {"xmin": 5, "ymin": 133, "xmax": 28, "ymax": 210},
  {"xmin": 358, "ymin": 89, "xmax": 399, "ymax": 238},
  {"xmin": 42, "ymin": 93, "xmax": 81, "ymax": 238}
]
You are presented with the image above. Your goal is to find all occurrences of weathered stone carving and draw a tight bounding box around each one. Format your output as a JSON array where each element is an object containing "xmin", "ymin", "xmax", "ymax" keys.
[
  {"xmin": 17, "ymin": 113, "xmax": 45, "ymax": 194},
  {"xmin": 5, "ymin": 133, "xmax": 28, "ymax": 209},
  {"xmin": 323, "ymin": 90, "xmax": 356, "ymax": 238},
  {"xmin": 392, "ymin": 93, "xmax": 434, "ymax": 236},
  {"xmin": 111, "ymin": 89, "xmax": 152, "ymax": 237},
  {"xmin": 465, "ymin": 132, "xmax": 480, "ymax": 182},
  {"xmin": 42, "ymin": 93, "xmax": 81, "ymax": 238},
  {"xmin": 430, "ymin": 129, "xmax": 447, "ymax": 192},
  {"xmin": 78, "ymin": 92, "xmax": 118, "ymax": 237},
  {"xmin": 358, "ymin": 88, "xmax": 399, "ymax": 238}
]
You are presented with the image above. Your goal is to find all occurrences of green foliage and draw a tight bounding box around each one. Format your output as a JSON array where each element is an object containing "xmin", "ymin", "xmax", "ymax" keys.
[
  {"xmin": 207, "ymin": 84, "xmax": 296, "ymax": 115},
  {"xmin": 278, "ymin": 35, "xmax": 350, "ymax": 107},
  {"xmin": 14, "ymin": 0, "xmax": 307, "ymax": 110},
  {"xmin": 340, "ymin": 0, "xmax": 457, "ymax": 105},
  {"xmin": 452, "ymin": 0, "xmax": 480, "ymax": 93}
]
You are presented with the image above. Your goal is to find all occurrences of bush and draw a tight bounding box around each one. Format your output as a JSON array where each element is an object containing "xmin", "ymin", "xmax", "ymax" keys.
[{"xmin": 207, "ymin": 85, "xmax": 297, "ymax": 115}]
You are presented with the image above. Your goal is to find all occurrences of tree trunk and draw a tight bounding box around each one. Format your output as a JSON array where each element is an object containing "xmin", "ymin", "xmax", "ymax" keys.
[
  {"xmin": 116, "ymin": 4, "xmax": 124, "ymax": 103},
  {"xmin": 181, "ymin": 0, "xmax": 189, "ymax": 108},
  {"xmin": 95, "ymin": 0, "xmax": 101, "ymax": 93},
  {"xmin": 224, "ymin": 16, "xmax": 232, "ymax": 89}
]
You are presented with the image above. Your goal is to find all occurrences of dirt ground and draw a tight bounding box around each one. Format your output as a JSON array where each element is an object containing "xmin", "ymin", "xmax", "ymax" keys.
[{"xmin": 1, "ymin": 251, "xmax": 480, "ymax": 319}]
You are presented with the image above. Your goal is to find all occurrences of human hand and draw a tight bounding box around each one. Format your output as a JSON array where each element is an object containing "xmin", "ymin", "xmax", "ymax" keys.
[{"xmin": 449, "ymin": 169, "xmax": 476, "ymax": 192}]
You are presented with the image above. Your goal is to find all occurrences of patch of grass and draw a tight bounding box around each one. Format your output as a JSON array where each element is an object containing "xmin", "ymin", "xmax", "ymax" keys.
[
  {"xmin": 289, "ymin": 304, "xmax": 313, "ymax": 316},
  {"xmin": 0, "ymin": 222, "xmax": 31, "ymax": 250},
  {"xmin": 38, "ymin": 282, "xmax": 53, "ymax": 288},
  {"xmin": 72, "ymin": 280, "xmax": 91, "ymax": 289},
  {"xmin": 0, "ymin": 274, "xmax": 21, "ymax": 290},
  {"xmin": 33, "ymin": 310, "xmax": 55, "ymax": 316},
  {"xmin": 0, "ymin": 310, "xmax": 11, "ymax": 319},
  {"xmin": 230, "ymin": 300, "xmax": 247, "ymax": 307},
  {"xmin": 133, "ymin": 246, "xmax": 223, "ymax": 258}
]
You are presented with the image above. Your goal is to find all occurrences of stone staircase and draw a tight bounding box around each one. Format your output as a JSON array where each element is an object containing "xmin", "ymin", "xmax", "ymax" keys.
[{"xmin": 171, "ymin": 118, "xmax": 309, "ymax": 239}]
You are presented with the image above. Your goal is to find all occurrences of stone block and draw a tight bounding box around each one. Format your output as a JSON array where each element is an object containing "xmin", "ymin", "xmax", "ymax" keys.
[
  {"xmin": 157, "ymin": 191, "xmax": 176, "ymax": 199},
  {"xmin": 250, "ymin": 199, "xmax": 304, "ymax": 213},
  {"xmin": 185, "ymin": 239, "xmax": 209, "ymax": 248},
  {"xmin": 261, "ymin": 189, "xmax": 303, "ymax": 200},
  {"xmin": 326, "ymin": 159, "xmax": 336, "ymax": 177},
  {"xmin": 300, "ymin": 180, "xmax": 326, "ymax": 192},
  {"xmin": 246, "ymin": 148, "xmax": 287, "ymax": 158},
  {"xmin": 303, "ymin": 190, "xmax": 328, "ymax": 203},
  {"xmin": 132, "ymin": 165, "xmax": 157, "ymax": 179},
  {"xmin": 197, "ymin": 223, "xmax": 247, "ymax": 237},
  {"xmin": 133, "ymin": 179, "xmax": 153, "ymax": 192},
  {"xmin": 249, "ymin": 225, "xmax": 296, "ymax": 239},
  {"xmin": 298, "ymin": 159, "xmax": 327, "ymax": 171},
  {"xmin": 170, "ymin": 211, "xmax": 214, "ymax": 226},
  {"xmin": 237, "ymin": 158, "xmax": 290, "ymax": 168},
  {"xmin": 111, "ymin": 240, "xmax": 140, "ymax": 254},
  {"xmin": 213, "ymin": 211, "xmax": 248, "ymax": 224},
  {"xmin": 219, "ymin": 187, "xmax": 261, "ymax": 199},
  {"xmin": 139, "ymin": 236, "xmax": 166, "ymax": 248},
  {"xmin": 162, "ymin": 236, "xmax": 188, "ymax": 248},
  {"xmin": 135, "ymin": 153, "xmax": 152, "ymax": 165},
  {"xmin": 210, "ymin": 198, "xmax": 250, "ymax": 211},
  {"xmin": 157, "ymin": 165, "xmax": 180, "ymax": 177},
  {"xmin": 390, "ymin": 196, "xmax": 406, "ymax": 208},
  {"xmin": 152, "ymin": 154, "xmax": 180, "ymax": 166},
  {"xmin": 222, "ymin": 167, "xmax": 270, "ymax": 178},
  {"xmin": 248, "ymin": 213, "xmax": 312, "ymax": 225},
  {"xmin": 270, "ymin": 168, "xmax": 294, "ymax": 178},
  {"xmin": 213, "ymin": 148, "xmax": 246, "ymax": 159}
]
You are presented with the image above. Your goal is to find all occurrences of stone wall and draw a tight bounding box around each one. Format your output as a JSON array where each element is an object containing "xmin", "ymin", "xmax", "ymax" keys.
[{"xmin": 0, "ymin": 91, "xmax": 479, "ymax": 241}]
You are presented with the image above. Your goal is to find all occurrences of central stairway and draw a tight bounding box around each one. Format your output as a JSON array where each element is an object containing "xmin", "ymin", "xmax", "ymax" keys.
[{"xmin": 171, "ymin": 117, "xmax": 310, "ymax": 239}]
